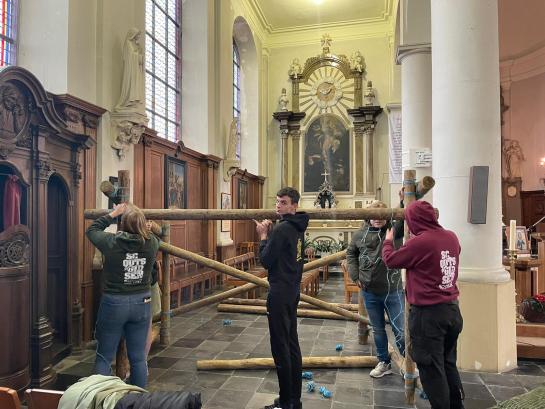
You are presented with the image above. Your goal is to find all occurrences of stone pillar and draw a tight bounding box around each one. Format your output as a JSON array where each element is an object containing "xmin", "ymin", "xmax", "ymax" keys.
[
  {"xmin": 396, "ymin": 44, "xmax": 433, "ymax": 200},
  {"xmin": 348, "ymin": 107, "xmax": 383, "ymax": 194},
  {"xmin": 273, "ymin": 111, "xmax": 305, "ymax": 189},
  {"xmin": 290, "ymin": 129, "xmax": 301, "ymax": 190},
  {"xmin": 431, "ymin": 0, "xmax": 516, "ymax": 372}
]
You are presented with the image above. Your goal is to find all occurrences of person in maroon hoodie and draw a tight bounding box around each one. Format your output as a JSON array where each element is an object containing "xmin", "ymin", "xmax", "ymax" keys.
[{"xmin": 382, "ymin": 200, "xmax": 464, "ymax": 409}]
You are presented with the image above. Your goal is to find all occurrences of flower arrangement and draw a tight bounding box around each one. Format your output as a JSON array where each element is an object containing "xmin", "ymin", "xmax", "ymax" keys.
[{"xmin": 520, "ymin": 294, "xmax": 545, "ymax": 323}]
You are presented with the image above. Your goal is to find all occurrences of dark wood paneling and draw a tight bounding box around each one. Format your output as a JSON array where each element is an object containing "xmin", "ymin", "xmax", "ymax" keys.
[
  {"xmin": 134, "ymin": 134, "xmax": 222, "ymax": 258},
  {"xmin": 522, "ymin": 190, "xmax": 545, "ymax": 233},
  {"xmin": 231, "ymin": 170, "xmax": 265, "ymax": 252}
]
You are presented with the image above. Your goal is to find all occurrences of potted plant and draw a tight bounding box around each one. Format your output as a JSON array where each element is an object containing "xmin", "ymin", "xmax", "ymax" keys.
[{"xmin": 520, "ymin": 294, "xmax": 545, "ymax": 323}]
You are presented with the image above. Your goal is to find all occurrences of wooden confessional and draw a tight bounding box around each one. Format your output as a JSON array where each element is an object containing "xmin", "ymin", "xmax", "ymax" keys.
[{"xmin": 0, "ymin": 66, "xmax": 104, "ymax": 390}]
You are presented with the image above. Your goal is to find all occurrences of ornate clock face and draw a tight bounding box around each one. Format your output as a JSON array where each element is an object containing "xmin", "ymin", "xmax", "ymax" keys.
[
  {"xmin": 299, "ymin": 66, "xmax": 354, "ymax": 125},
  {"xmin": 507, "ymin": 185, "xmax": 517, "ymax": 198}
]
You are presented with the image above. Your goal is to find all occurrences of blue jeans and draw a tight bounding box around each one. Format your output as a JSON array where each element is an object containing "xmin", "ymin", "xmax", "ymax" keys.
[
  {"xmin": 362, "ymin": 289, "xmax": 405, "ymax": 363},
  {"xmin": 94, "ymin": 291, "xmax": 151, "ymax": 388}
]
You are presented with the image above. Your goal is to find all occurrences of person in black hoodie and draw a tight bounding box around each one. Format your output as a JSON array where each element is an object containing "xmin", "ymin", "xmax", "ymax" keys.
[
  {"xmin": 255, "ymin": 187, "xmax": 309, "ymax": 409},
  {"xmin": 86, "ymin": 203, "xmax": 160, "ymax": 388}
]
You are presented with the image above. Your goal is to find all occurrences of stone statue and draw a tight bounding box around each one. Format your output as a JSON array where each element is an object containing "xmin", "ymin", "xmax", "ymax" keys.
[
  {"xmin": 364, "ymin": 81, "xmax": 375, "ymax": 105},
  {"xmin": 503, "ymin": 139, "xmax": 525, "ymax": 179},
  {"xmin": 321, "ymin": 33, "xmax": 332, "ymax": 54},
  {"xmin": 278, "ymin": 88, "xmax": 289, "ymax": 111},
  {"xmin": 224, "ymin": 117, "xmax": 241, "ymax": 181},
  {"xmin": 226, "ymin": 117, "xmax": 240, "ymax": 161},
  {"xmin": 350, "ymin": 51, "xmax": 365, "ymax": 73},
  {"xmin": 116, "ymin": 28, "xmax": 144, "ymax": 111},
  {"xmin": 288, "ymin": 58, "xmax": 302, "ymax": 79}
]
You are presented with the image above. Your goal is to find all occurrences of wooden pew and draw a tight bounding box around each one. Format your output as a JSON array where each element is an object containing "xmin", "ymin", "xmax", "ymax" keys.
[
  {"xmin": 0, "ymin": 387, "xmax": 21, "ymax": 409},
  {"xmin": 25, "ymin": 389, "xmax": 63, "ymax": 409}
]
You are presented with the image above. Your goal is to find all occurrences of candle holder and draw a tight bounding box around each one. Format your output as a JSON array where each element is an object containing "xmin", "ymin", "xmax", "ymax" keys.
[{"xmin": 507, "ymin": 249, "xmax": 517, "ymax": 280}]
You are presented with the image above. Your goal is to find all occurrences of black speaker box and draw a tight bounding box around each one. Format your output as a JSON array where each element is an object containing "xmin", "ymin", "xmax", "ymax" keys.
[{"xmin": 468, "ymin": 166, "xmax": 489, "ymax": 224}]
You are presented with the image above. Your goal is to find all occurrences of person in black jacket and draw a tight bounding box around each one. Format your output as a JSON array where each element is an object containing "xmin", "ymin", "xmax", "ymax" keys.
[
  {"xmin": 346, "ymin": 199, "xmax": 405, "ymax": 378},
  {"xmin": 255, "ymin": 187, "xmax": 309, "ymax": 409}
]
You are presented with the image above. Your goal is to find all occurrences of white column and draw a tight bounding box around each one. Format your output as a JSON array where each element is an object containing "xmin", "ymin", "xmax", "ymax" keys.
[
  {"xmin": 432, "ymin": 0, "xmax": 509, "ymax": 284},
  {"xmin": 397, "ymin": 45, "xmax": 433, "ymax": 200}
]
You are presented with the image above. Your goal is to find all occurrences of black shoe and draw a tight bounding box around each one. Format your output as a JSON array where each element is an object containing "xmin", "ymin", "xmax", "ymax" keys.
[
  {"xmin": 289, "ymin": 402, "xmax": 302, "ymax": 409},
  {"xmin": 263, "ymin": 405, "xmax": 282, "ymax": 409}
]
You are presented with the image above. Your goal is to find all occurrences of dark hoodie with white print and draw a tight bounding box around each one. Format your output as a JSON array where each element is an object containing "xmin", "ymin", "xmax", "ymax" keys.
[
  {"xmin": 86, "ymin": 215, "xmax": 161, "ymax": 294},
  {"xmin": 382, "ymin": 201, "xmax": 460, "ymax": 306},
  {"xmin": 259, "ymin": 212, "xmax": 310, "ymax": 297}
]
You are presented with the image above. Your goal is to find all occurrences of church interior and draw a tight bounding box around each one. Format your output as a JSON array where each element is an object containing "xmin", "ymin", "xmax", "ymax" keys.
[{"xmin": 2, "ymin": 0, "xmax": 545, "ymax": 408}]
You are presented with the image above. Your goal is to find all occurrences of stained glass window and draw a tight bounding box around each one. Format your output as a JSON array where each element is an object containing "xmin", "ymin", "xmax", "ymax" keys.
[
  {"xmin": 0, "ymin": 0, "xmax": 17, "ymax": 67},
  {"xmin": 233, "ymin": 40, "xmax": 241, "ymax": 160},
  {"xmin": 145, "ymin": 0, "xmax": 181, "ymax": 141}
]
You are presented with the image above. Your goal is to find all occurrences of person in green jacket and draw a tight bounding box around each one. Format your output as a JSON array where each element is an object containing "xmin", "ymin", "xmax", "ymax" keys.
[
  {"xmin": 346, "ymin": 200, "xmax": 405, "ymax": 378},
  {"xmin": 86, "ymin": 203, "xmax": 160, "ymax": 388}
]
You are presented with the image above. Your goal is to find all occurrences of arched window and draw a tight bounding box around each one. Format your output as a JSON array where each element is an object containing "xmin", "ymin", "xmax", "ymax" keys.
[
  {"xmin": 145, "ymin": 0, "xmax": 181, "ymax": 141},
  {"xmin": 0, "ymin": 0, "xmax": 18, "ymax": 66},
  {"xmin": 233, "ymin": 39, "xmax": 241, "ymax": 160}
]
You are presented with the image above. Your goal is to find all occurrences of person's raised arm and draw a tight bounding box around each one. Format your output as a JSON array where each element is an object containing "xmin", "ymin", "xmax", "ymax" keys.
[{"xmin": 86, "ymin": 203, "xmax": 127, "ymax": 250}]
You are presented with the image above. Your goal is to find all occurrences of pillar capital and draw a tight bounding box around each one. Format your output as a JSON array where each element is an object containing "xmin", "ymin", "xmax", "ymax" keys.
[{"xmin": 396, "ymin": 43, "xmax": 431, "ymax": 65}]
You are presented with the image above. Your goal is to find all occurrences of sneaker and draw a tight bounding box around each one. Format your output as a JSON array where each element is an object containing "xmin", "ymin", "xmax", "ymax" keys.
[
  {"xmin": 370, "ymin": 361, "xmax": 392, "ymax": 378},
  {"xmin": 263, "ymin": 405, "xmax": 282, "ymax": 409}
]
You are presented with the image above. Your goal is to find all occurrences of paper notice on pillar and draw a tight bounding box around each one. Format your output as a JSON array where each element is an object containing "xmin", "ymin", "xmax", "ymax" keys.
[{"xmin": 388, "ymin": 108, "xmax": 402, "ymax": 183}]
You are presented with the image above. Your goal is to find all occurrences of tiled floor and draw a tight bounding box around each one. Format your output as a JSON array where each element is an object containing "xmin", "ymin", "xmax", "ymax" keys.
[{"xmin": 55, "ymin": 275, "xmax": 545, "ymax": 408}]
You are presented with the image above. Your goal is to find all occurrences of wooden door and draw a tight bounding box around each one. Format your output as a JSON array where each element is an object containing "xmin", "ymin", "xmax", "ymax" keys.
[{"xmin": 47, "ymin": 175, "xmax": 69, "ymax": 361}]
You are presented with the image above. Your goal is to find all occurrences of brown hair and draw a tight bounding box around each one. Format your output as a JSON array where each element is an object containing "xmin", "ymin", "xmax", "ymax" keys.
[
  {"xmin": 367, "ymin": 200, "xmax": 387, "ymax": 209},
  {"xmin": 120, "ymin": 204, "xmax": 150, "ymax": 240}
]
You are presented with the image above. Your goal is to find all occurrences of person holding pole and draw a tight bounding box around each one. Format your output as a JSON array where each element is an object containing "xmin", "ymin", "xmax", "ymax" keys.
[
  {"xmin": 346, "ymin": 200, "xmax": 405, "ymax": 378},
  {"xmin": 382, "ymin": 200, "xmax": 464, "ymax": 409},
  {"xmin": 255, "ymin": 187, "xmax": 309, "ymax": 409},
  {"xmin": 86, "ymin": 203, "xmax": 160, "ymax": 388}
]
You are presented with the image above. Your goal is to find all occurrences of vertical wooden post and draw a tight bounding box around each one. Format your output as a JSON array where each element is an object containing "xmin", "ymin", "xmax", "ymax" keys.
[
  {"xmin": 160, "ymin": 222, "xmax": 171, "ymax": 346},
  {"xmin": 357, "ymin": 291, "xmax": 369, "ymax": 344},
  {"xmin": 115, "ymin": 170, "xmax": 131, "ymax": 380},
  {"xmin": 403, "ymin": 169, "xmax": 417, "ymax": 404}
]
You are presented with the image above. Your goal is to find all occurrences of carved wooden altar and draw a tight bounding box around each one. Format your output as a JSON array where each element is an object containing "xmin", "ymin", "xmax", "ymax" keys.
[{"xmin": 0, "ymin": 66, "xmax": 104, "ymax": 389}]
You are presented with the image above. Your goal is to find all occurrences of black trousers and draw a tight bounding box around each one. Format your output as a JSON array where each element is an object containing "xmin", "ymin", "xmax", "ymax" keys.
[
  {"xmin": 409, "ymin": 303, "xmax": 464, "ymax": 409},
  {"xmin": 267, "ymin": 292, "xmax": 302, "ymax": 408}
]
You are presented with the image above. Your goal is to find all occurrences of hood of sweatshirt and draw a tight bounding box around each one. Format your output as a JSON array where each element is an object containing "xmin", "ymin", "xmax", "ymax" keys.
[
  {"xmin": 115, "ymin": 231, "xmax": 146, "ymax": 251},
  {"xmin": 281, "ymin": 212, "xmax": 310, "ymax": 232},
  {"xmin": 405, "ymin": 200, "xmax": 442, "ymax": 236}
]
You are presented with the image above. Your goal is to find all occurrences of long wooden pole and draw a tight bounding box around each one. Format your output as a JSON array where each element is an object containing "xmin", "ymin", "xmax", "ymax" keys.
[
  {"xmin": 217, "ymin": 303, "xmax": 359, "ymax": 320},
  {"xmin": 197, "ymin": 356, "xmax": 379, "ymax": 370},
  {"xmin": 84, "ymin": 207, "xmax": 406, "ymax": 221},
  {"xmin": 403, "ymin": 169, "xmax": 417, "ymax": 405},
  {"xmin": 160, "ymin": 222, "xmax": 171, "ymax": 346},
  {"xmin": 170, "ymin": 283, "xmax": 259, "ymax": 315},
  {"xmin": 158, "ymin": 242, "xmax": 369, "ymax": 325},
  {"xmin": 221, "ymin": 298, "xmax": 359, "ymax": 312}
]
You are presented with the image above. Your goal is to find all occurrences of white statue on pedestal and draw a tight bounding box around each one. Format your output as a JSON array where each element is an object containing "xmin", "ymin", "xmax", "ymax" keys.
[
  {"xmin": 350, "ymin": 51, "xmax": 365, "ymax": 73},
  {"xmin": 111, "ymin": 28, "xmax": 148, "ymax": 159},
  {"xmin": 116, "ymin": 28, "xmax": 144, "ymax": 111},
  {"xmin": 279, "ymin": 88, "xmax": 289, "ymax": 111},
  {"xmin": 224, "ymin": 117, "xmax": 241, "ymax": 181},
  {"xmin": 288, "ymin": 58, "xmax": 303, "ymax": 79}
]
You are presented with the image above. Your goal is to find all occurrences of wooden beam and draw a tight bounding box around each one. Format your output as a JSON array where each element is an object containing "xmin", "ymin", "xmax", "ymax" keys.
[
  {"xmin": 158, "ymin": 242, "xmax": 369, "ymax": 325},
  {"xmin": 197, "ymin": 355, "xmax": 379, "ymax": 370},
  {"xmin": 221, "ymin": 298, "xmax": 359, "ymax": 312},
  {"xmin": 170, "ymin": 283, "xmax": 259, "ymax": 316},
  {"xmin": 217, "ymin": 303, "xmax": 359, "ymax": 320},
  {"xmin": 84, "ymin": 207, "xmax": 406, "ymax": 221}
]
